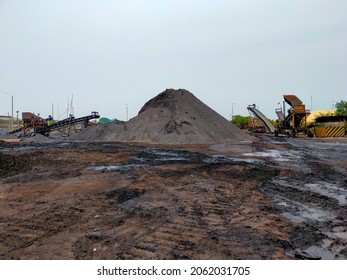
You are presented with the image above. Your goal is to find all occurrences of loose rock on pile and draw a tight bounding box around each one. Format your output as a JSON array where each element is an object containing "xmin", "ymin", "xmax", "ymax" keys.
[{"xmin": 72, "ymin": 89, "xmax": 253, "ymax": 144}]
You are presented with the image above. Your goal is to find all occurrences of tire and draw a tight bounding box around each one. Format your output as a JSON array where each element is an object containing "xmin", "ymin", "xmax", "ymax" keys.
[{"xmin": 307, "ymin": 130, "xmax": 314, "ymax": 138}]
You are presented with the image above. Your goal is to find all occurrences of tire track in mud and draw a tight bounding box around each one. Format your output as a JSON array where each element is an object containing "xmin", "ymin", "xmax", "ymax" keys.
[
  {"xmin": 0, "ymin": 201, "xmax": 87, "ymax": 259},
  {"xmin": 121, "ymin": 187, "xmax": 228, "ymax": 259},
  {"xmin": 75, "ymin": 162, "xmax": 292, "ymax": 260},
  {"xmin": 4, "ymin": 140, "xmax": 337, "ymax": 260},
  {"xmin": 259, "ymin": 144, "xmax": 347, "ymax": 259}
]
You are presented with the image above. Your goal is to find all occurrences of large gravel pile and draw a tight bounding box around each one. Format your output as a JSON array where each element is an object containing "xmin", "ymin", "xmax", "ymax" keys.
[{"xmin": 71, "ymin": 89, "xmax": 253, "ymax": 144}]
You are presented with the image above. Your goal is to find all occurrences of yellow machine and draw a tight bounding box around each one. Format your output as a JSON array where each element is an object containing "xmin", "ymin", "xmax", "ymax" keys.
[{"xmin": 275, "ymin": 95, "xmax": 313, "ymax": 137}]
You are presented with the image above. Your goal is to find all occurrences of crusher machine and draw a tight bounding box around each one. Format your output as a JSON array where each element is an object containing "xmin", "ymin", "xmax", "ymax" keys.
[
  {"xmin": 6, "ymin": 112, "xmax": 53, "ymax": 136},
  {"xmin": 7, "ymin": 111, "xmax": 100, "ymax": 136},
  {"xmin": 274, "ymin": 95, "xmax": 313, "ymax": 137}
]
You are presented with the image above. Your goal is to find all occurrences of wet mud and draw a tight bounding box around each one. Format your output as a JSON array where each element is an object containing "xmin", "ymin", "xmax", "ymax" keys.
[{"xmin": 0, "ymin": 136, "xmax": 346, "ymax": 259}]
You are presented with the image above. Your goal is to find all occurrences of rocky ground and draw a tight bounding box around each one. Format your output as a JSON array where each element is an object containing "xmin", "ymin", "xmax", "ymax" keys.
[{"xmin": 0, "ymin": 135, "xmax": 346, "ymax": 260}]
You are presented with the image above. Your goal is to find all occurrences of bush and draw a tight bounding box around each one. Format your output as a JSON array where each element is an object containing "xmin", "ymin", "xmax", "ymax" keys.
[{"xmin": 231, "ymin": 115, "xmax": 250, "ymax": 129}]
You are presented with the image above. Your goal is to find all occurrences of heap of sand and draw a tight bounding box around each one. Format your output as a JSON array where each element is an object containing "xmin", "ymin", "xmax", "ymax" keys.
[{"xmin": 71, "ymin": 89, "xmax": 253, "ymax": 144}]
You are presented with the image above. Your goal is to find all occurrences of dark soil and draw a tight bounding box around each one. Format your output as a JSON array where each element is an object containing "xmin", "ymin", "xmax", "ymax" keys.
[{"xmin": 0, "ymin": 135, "xmax": 346, "ymax": 260}]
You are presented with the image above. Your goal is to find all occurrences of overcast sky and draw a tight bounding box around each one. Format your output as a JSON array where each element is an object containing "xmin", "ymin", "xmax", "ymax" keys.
[{"xmin": 1, "ymin": 0, "xmax": 346, "ymax": 121}]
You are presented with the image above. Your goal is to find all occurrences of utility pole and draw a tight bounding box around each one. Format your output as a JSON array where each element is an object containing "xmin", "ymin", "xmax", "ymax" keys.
[
  {"xmin": 231, "ymin": 102, "xmax": 234, "ymax": 120},
  {"xmin": 3, "ymin": 92, "xmax": 13, "ymax": 131},
  {"xmin": 11, "ymin": 95, "xmax": 13, "ymax": 130}
]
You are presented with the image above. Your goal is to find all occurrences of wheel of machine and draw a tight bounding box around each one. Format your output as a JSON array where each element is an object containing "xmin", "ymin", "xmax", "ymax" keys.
[
  {"xmin": 285, "ymin": 130, "xmax": 295, "ymax": 138},
  {"xmin": 289, "ymin": 129, "xmax": 297, "ymax": 138},
  {"xmin": 307, "ymin": 130, "xmax": 314, "ymax": 138},
  {"xmin": 274, "ymin": 130, "xmax": 279, "ymax": 137}
]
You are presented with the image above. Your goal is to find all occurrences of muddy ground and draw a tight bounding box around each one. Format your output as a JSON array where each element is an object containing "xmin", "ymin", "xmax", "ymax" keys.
[{"xmin": 0, "ymin": 135, "xmax": 346, "ymax": 260}]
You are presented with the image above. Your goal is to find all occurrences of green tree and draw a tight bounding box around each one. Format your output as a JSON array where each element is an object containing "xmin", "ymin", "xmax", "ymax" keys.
[
  {"xmin": 335, "ymin": 100, "xmax": 347, "ymax": 116},
  {"xmin": 231, "ymin": 115, "xmax": 250, "ymax": 129}
]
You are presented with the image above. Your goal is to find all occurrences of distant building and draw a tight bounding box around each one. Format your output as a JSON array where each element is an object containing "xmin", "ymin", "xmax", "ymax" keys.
[
  {"xmin": 0, "ymin": 115, "xmax": 11, "ymax": 120},
  {"xmin": 306, "ymin": 110, "xmax": 336, "ymax": 125}
]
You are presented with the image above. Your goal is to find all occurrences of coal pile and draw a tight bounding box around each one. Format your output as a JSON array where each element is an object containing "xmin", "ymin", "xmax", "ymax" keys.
[{"xmin": 72, "ymin": 89, "xmax": 253, "ymax": 144}]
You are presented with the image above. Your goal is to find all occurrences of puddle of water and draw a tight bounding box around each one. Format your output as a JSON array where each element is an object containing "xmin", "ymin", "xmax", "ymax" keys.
[
  {"xmin": 210, "ymin": 143, "xmax": 254, "ymax": 154},
  {"xmin": 273, "ymin": 194, "xmax": 335, "ymax": 223},
  {"xmin": 273, "ymin": 179, "xmax": 347, "ymax": 206},
  {"xmin": 85, "ymin": 164, "xmax": 144, "ymax": 172},
  {"xmin": 304, "ymin": 182, "xmax": 347, "ymax": 206},
  {"xmin": 58, "ymin": 142, "xmax": 70, "ymax": 146},
  {"xmin": 154, "ymin": 157, "xmax": 188, "ymax": 162},
  {"xmin": 203, "ymin": 156, "xmax": 263, "ymax": 164},
  {"xmin": 270, "ymin": 178, "xmax": 347, "ymax": 259},
  {"xmin": 281, "ymin": 210, "xmax": 332, "ymax": 223},
  {"xmin": 325, "ymin": 227, "xmax": 347, "ymax": 241},
  {"xmin": 243, "ymin": 149, "xmax": 301, "ymax": 162},
  {"xmin": 131, "ymin": 156, "xmax": 147, "ymax": 162},
  {"xmin": 131, "ymin": 156, "xmax": 189, "ymax": 164},
  {"xmin": 145, "ymin": 148, "xmax": 180, "ymax": 157},
  {"xmin": 277, "ymin": 201, "xmax": 288, "ymax": 207},
  {"xmin": 304, "ymin": 239, "xmax": 336, "ymax": 260},
  {"xmin": 302, "ymin": 236, "xmax": 347, "ymax": 260}
]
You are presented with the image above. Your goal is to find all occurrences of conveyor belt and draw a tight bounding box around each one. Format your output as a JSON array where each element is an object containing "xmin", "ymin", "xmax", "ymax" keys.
[
  {"xmin": 38, "ymin": 112, "xmax": 100, "ymax": 134},
  {"xmin": 7, "ymin": 112, "xmax": 100, "ymax": 135},
  {"xmin": 247, "ymin": 105, "xmax": 276, "ymax": 133},
  {"xmin": 6, "ymin": 127, "xmax": 23, "ymax": 135}
]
